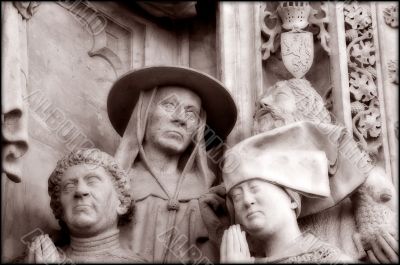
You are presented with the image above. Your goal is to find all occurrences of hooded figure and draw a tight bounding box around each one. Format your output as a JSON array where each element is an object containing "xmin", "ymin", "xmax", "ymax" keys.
[{"xmin": 107, "ymin": 66, "xmax": 237, "ymax": 262}]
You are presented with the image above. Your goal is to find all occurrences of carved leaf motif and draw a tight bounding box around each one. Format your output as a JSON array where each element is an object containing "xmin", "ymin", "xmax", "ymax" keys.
[
  {"xmin": 388, "ymin": 60, "xmax": 399, "ymax": 84},
  {"xmin": 351, "ymin": 41, "xmax": 375, "ymax": 66},
  {"xmin": 358, "ymin": 100, "xmax": 381, "ymax": 138},
  {"xmin": 308, "ymin": 2, "xmax": 330, "ymax": 54},
  {"xmin": 345, "ymin": 29, "xmax": 359, "ymax": 42},
  {"xmin": 261, "ymin": 6, "xmax": 282, "ymax": 61},
  {"xmin": 383, "ymin": 5, "xmax": 398, "ymax": 28},
  {"xmin": 344, "ymin": 3, "xmax": 372, "ymax": 30},
  {"xmin": 349, "ymin": 72, "xmax": 377, "ymax": 102},
  {"xmin": 344, "ymin": 2, "xmax": 382, "ymax": 157}
]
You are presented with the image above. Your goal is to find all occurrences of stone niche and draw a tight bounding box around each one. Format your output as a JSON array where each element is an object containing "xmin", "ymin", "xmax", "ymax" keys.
[{"xmin": 261, "ymin": 2, "xmax": 331, "ymax": 108}]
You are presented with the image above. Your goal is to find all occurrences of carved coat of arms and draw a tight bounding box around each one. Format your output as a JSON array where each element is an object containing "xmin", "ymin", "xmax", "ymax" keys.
[{"xmin": 281, "ymin": 31, "xmax": 314, "ymax": 78}]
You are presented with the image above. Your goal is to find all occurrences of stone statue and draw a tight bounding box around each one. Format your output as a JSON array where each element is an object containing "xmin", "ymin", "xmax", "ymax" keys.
[
  {"xmin": 107, "ymin": 66, "xmax": 237, "ymax": 262},
  {"xmin": 253, "ymin": 78, "xmax": 398, "ymax": 263},
  {"xmin": 220, "ymin": 121, "xmax": 354, "ymax": 263},
  {"xmin": 26, "ymin": 148, "xmax": 145, "ymax": 263}
]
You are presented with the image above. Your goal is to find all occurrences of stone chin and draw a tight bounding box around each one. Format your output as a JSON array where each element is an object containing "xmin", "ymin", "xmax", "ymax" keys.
[{"xmin": 156, "ymin": 133, "xmax": 192, "ymax": 155}]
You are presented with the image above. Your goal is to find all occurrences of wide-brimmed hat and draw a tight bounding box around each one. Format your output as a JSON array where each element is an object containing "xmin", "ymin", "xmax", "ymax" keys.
[
  {"xmin": 223, "ymin": 121, "xmax": 369, "ymax": 217},
  {"xmin": 107, "ymin": 66, "xmax": 237, "ymax": 147}
]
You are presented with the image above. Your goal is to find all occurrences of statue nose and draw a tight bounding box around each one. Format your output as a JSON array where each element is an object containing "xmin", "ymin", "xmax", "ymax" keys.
[{"xmin": 260, "ymin": 95, "xmax": 272, "ymax": 108}]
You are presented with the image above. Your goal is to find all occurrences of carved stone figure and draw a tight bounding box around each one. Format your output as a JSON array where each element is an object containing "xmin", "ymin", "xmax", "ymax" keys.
[
  {"xmin": 220, "ymin": 121, "xmax": 354, "ymax": 263},
  {"xmin": 26, "ymin": 148, "xmax": 145, "ymax": 263},
  {"xmin": 107, "ymin": 66, "xmax": 237, "ymax": 262},
  {"xmin": 253, "ymin": 79, "xmax": 398, "ymax": 263},
  {"xmin": 253, "ymin": 78, "xmax": 331, "ymax": 134},
  {"xmin": 352, "ymin": 166, "xmax": 398, "ymax": 260}
]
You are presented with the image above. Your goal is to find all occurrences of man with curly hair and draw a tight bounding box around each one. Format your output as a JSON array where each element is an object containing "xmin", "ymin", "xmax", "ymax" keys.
[{"xmin": 26, "ymin": 148, "xmax": 145, "ymax": 263}]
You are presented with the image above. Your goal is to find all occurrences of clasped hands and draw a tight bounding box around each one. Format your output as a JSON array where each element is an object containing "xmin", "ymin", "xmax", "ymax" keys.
[
  {"xmin": 26, "ymin": 234, "xmax": 61, "ymax": 263},
  {"xmin": 220, "ymin": 224, "xmax": 254, "ymax": 263}
]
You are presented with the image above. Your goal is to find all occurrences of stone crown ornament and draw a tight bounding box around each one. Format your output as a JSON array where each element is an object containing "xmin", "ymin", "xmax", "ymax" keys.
[{"xmin": 277, "ymin": 2, "xmax": 311, "ymax": 30}]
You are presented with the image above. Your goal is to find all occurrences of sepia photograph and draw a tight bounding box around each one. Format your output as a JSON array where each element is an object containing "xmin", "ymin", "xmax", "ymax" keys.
[{"xmin": 2, "ymin": 1, "xmax": 399, "ymax": 263}]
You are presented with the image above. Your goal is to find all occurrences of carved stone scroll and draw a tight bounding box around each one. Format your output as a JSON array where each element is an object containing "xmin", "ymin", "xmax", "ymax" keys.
[{"xmin": 344, "ymin": 2, "xmax": 383, "ymax": 161}]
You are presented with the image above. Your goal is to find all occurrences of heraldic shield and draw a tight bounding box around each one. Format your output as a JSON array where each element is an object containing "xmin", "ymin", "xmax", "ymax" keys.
[{"xmin": 281, "ymin": 31, "xmax": 314, "ymax": 78}]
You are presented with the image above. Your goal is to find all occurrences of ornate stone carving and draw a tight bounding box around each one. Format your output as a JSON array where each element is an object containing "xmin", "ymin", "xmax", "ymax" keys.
[
  {"xmin": 383, "ymin": 5, "xmax": 398, "ymax": 28},
  {"xmin": 13, "ymin": 1, "xmax": 40, "ymax": 20},
  {"xmin": 344, "ymin": 2, "xmax": 382, "ymax": 159},
  {"xmin": 280, "ymin": 31, "xmax": 314, "ymax": 78},
  {"xmin": 261, "ymin": 1, "xmax": 330, "ymax": 61},
  {"xmin": 388, "ymin": 60, "xmax": 398, "ymax": 84}
]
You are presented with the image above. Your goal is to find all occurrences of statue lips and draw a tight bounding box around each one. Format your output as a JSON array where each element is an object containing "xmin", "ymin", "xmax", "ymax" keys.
[
  {"xmin": 73, "ymin": 204, "xmax": 92, "ymax": 213},
  {"xmin": 165, "ymin": 130, "xmax": 184, "ymax": 140},
  {"xmin": 246, "ymin": 210, "xmax": 263, "ymax": 220}
]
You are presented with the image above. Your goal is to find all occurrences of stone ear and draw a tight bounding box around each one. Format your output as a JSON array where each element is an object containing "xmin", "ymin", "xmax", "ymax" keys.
[{"xmin": 117, "ymin": 200, "xmax": 128, "ymax": 215}]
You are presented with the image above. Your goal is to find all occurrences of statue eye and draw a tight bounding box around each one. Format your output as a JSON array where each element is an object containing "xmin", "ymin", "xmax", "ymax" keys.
[
  {"xmin": 231, "ymin": 191, "xmax": 243, "ymax": 202},
  {"xmin": 250, "ymin": 185, "xmax": 260, "ymax": 193},
  {"xmin": 162, "ymin": 102, "xmax": 176, "ymax": 112},
  {"xmin": 185, "ymin": 111, "xmax": 197, "ymax": 122},
  {"xmin": 275, "ymin": 92, "xmax": 288, "ymax": 100},
  {"xmin": 86, "ymin": 175, "xmax": 100, "ymax": 185},
  {"xmin": 62, "ymin": 182, "xmax": 76, "ymax": 192}
]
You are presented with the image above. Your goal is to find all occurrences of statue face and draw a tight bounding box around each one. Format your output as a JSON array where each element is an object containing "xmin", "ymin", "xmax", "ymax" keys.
[
  {"xmin": 230, "ymin": 179, "xmax": 293, "ymax": 238},
  {"xmin": 60, "ymin": 164, "xmax": 123, "ymax": 236},
  {"xmin": 254, "ymin": 82, "xmax": 296, "ymax": 133},
  {"xmin": 145, "ymin": 86, "xmax": 202, "ymax": 154}
]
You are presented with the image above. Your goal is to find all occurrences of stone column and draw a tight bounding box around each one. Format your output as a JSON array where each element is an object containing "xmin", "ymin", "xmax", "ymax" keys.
[
  {"xmin": 216, "ymin": 2, "xmax": 263, "ymax": 146},
  {"xmin": 375, "ymin": 2, "xmax": 399, "ymax": 189}
]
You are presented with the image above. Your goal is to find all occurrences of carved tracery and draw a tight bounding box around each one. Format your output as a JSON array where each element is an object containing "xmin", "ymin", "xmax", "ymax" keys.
[
  {"xmin": 344, "ymin": 2, "xmax": 382, "ymax": 160},
  {"xmin": 261, "ymin": 1, "xmax": 330, "ymax": 61}
]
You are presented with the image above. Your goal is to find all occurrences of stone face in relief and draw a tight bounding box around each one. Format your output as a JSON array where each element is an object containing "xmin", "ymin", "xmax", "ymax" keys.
[{"xmin": 25, "ymin": 148, "xmax": 143, "ymax": 263}]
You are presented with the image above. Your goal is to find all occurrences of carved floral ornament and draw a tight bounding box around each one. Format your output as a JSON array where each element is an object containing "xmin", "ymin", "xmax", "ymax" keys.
[
  {"xmin": 260, "ymin": 1, "xmax": 330, "ymax": 62},
  {"xmin": 383, "ymin": 4, "xmax": 398, "ymax": 28},
  {"xmin": 344, "ymin": 2, "xmax": 382, "ymax": 160},
  {"xmin": 388, "ymin": 60, "xmax": 398, "ymax": 84}
]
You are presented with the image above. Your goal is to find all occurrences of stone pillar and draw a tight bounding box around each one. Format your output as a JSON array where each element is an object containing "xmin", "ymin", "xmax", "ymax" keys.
[
  {"xmin": 216, "ymin": 2, "xmax": 263, "ymax": 146},
  {"xmin": 375, "ymin": 2, "xmax": 399, "ymax": 189},
  {"xmin": 327, "ymin": 2, "xmax": 353, "ymax": 130}
]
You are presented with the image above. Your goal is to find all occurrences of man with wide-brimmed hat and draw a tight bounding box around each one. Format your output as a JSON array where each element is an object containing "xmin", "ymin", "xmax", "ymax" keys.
[{"xmin": 107, "ymin": 66, "xmax": 237, "ymax": 262}]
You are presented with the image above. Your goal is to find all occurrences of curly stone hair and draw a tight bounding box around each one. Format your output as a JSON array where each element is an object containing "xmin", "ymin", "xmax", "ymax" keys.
[
  {"xmin": 48, "ymin": 148, "xmax": 134, "ymax": 228},
  {"xmin": 286, "ymin": 78, "xmax": 332, "ymax": 124}
]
